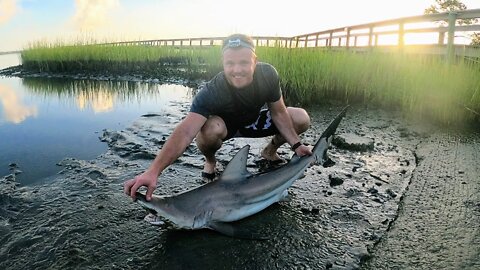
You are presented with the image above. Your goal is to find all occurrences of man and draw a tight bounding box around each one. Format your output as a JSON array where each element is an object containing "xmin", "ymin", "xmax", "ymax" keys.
[{"xmin": 124, "ymin": 34, "xmax": 311, "ymax": 201}]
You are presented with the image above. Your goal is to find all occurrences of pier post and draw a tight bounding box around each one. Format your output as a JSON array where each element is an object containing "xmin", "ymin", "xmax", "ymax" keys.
[{"xmin": 446, "ymin": 12, "xmax": 458, "ymax": 64}]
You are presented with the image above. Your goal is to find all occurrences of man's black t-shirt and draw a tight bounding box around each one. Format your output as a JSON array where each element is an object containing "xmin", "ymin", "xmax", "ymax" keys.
[{"xmin": 190, "ymin": 62, "xmax": 282, "ymax": 127}]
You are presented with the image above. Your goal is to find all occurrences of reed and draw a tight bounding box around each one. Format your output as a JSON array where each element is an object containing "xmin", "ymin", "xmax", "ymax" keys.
[
  {"xmin": 258, "ymin": 47, "xmax": 480, "ymax": 125},
  {"xmin": 22, "ymin": 42, "xmax": 222, "ymax": 77},
  {"xmin": 21, "ymin": 42, "xmax": 480, "ymax": 125}
]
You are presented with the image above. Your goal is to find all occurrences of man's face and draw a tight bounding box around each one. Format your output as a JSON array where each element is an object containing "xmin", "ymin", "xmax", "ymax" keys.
[{"xmin": 222, "ymin": 47, "xmax": 257, "ymax": 89}]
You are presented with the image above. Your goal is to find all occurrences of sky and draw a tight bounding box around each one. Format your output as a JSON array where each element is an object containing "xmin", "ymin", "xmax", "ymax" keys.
[{"xmin": 0, "ymin": 0, "xmax": 479, "ymax": 51}]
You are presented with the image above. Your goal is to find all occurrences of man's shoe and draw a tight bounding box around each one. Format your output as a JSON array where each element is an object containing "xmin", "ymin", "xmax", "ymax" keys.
[{"xmin": 201, "ymin": 171, "xmax": 216, "ymax": 183}]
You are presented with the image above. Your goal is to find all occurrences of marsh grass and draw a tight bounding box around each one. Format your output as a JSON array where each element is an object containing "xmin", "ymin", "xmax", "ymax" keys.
[
  {"xmin": 21, "ymin": 42, "xmax": 480, "ymax": 125},
  {"xmin": 22, "ymin": 42, "xmax": 222, "ymax": 77},
  {"xmin": 258, "ymin": 47, "xmax": 480, "ymax": 125}
]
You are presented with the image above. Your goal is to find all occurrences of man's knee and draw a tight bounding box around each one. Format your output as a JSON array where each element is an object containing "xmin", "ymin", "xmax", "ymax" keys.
[
  {"xmin": 287, "ymin": 107, "xmax": 310, "ymax": 133},
  {"xmin": 196, "ymin": 116, "xmax": 228, "ymax": 143}
]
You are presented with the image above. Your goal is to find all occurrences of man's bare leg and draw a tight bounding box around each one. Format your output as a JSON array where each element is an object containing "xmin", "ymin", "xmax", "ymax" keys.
[
  {"xmin": 195, "ymin": 116, "xmax": 228, "ymax": 175},
  {"xmin": 261, "ymin": 107, "xmax": 310, "ymax": 161}
]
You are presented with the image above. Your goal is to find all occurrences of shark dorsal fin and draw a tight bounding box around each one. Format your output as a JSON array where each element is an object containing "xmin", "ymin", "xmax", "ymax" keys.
[{"xmin": 220, "ymin": 145, "xmax": 251, "ymax": 182}]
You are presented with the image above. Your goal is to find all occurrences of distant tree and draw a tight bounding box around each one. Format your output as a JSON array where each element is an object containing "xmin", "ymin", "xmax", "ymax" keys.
[
  {"xmin": 425, "ymin": 0, "xmax": 467, "ymax": 12},
  {"xmin": 471, "ymin": 33, "xmax": 480, "ymax": 46},
  {"xmin": 424, "ymin": 0, "xmax": 479, "ymax": 45}
]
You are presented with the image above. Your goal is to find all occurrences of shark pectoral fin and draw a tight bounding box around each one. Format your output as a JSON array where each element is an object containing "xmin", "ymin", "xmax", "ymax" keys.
[{"xmin": 208, "ymin": 221, "xmax": 269, "ymax": 240}]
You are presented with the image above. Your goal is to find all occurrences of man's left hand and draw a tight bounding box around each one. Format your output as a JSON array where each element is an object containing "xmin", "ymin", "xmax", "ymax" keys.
[{"xmin": 294, "ymin": 144, "xmax": 312, "ymax": 157}]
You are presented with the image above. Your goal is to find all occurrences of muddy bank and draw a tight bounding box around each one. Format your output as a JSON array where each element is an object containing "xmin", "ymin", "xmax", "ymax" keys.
[
  {"xmin": 0, "ymin": 101, "xmax": 429, "ymax": 269},
  {"xmin": 0, "ymin": 65, "xmax": 207, "ymax": 88},
  {"xmin": 363, "ymin": 132, "xmax": 480, "ymax": 269}
]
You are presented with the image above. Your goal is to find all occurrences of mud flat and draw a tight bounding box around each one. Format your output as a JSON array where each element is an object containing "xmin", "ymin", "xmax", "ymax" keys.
[
  {"xmin": 363, "ymin": 132, "xmax": 480, "ymax": 269},
  {"xmin": 1, "ymin": 100, "xmax": 477, "ymax": 269}
]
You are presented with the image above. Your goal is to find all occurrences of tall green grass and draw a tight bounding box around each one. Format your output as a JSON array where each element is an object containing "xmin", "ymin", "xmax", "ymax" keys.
[
  {"xmin": 22, "ymin": 42, "xmax": 222, "ymax": 77},
  {"xmin": 258, "ymin": 47, "xmax": 480, "ymax": 125},
  {"xmin": 21, "ymin": 42, "xmax": 480, "ymax": 125}
]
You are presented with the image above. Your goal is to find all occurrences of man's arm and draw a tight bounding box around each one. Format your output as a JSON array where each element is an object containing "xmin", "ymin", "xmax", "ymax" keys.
[
  {"xmin": 268, "ymin": 97, "xmax": 311, "ymax": 156},
  {"xmin": 124, "ymin": 112, "xmax": 207, "ymax": 201}
]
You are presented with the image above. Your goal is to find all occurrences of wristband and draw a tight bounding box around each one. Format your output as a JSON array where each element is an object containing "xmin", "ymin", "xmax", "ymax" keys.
[{"xmin": 291, "ymin": 141, "xmax": 302, "ymax": 151}]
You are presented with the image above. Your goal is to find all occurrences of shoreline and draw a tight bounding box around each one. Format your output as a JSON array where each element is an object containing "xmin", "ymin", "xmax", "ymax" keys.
[{"xmin": 0, "ymin": 65, "xmax": 207, "ymax": 87}]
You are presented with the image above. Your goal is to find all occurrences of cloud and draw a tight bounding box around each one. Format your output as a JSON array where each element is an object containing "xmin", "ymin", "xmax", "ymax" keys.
[
  {"xmin": 0, "ymin": 0, "xmax": 18, "ymax": 25},
  {"xmin": 0, "ymin": 84, "xmax": 38, "ymax": 124},
  {"xmin": 72, "ymin": 0, "xmax": 119, "ymax": 31}
]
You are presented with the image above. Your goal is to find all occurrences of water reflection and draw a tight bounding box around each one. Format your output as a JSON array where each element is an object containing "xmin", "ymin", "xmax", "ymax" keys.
[
  {"xmin": 21, "ymin": 78, "xmax": 194, "ymax": 109},
  {"xmin": 76, "ymin": 91, "xmax": 114, "ymax": 113},
  {"xmin": 0, "ymin": 83, "xmax": 38, "ymax": 124},
  {"xmin": 0, "ymin": 77, "xmax": 195, "ymax": 185}
]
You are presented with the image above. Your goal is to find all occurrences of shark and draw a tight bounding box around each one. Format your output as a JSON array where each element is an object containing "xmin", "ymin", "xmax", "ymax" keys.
[{"xmin": 134, "ymin": 106, "xmax": 348, "ymax": 238}]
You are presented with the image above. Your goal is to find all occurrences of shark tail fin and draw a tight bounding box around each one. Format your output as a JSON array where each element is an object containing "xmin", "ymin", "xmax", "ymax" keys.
[
  {"xmin": 288, "ymin": 106, "xmax": 349, "ymax": 165},
  {"xmin": 309, "ymin": 105, "xmax": 349, "ymax": 164},
  {"xmin": 208, "ymin": 221, "xmax": 269, "ymax": 240},
  {"xmin": 311, "ymin": 105, "xmax": 349, "ymax": 153}
]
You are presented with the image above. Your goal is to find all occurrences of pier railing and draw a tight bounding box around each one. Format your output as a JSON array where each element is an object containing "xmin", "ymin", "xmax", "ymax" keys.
[
  {"xmin": 104, "ymin": 36, "xmax": 292, "ymax": 48},
  {"xmin": 291, "ymin": 8, "xmax": 480, "ymax": 61},
  {"xmin": 15, "ymin": 8, "xmax": 471, "ymax": 60}
]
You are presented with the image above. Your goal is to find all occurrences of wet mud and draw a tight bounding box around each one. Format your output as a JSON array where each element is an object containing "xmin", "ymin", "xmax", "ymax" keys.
[
  {"xmin": 363, "ymin": 132, "xmax": 480, "ymax": 270},
  {"xmin": 0, "ymin": 102, "xmax": 478, "ymax": 269}
]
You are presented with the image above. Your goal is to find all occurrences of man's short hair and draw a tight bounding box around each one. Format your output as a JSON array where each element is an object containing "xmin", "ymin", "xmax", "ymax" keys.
[{"xmin": 222, "ymin": 34, "xmax": 255, "ymax": 53}]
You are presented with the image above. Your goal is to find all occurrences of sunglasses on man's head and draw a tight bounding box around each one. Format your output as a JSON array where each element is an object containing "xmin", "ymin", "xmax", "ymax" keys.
[{"xmin": 223, "ymin": 39, "xmax": 255, "ymax": 52}]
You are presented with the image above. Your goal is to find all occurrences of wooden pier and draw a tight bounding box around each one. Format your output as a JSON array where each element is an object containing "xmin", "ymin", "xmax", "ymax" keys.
[
  {"xmin": 291, "ymin": 8, "xmax": 480, "ymax": 61},
  {"xmin": 4, "ymin": 9, "xmax": 478, "ymax": 59},
  {"xmin": 103, "ymin": 9, "xmax": 480, "ymax": 59}
]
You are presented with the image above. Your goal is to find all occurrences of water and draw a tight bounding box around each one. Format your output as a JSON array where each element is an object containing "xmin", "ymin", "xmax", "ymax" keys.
[{"xmin": 0, "ymin": 56, "xmax": 193, "ymax": 185}]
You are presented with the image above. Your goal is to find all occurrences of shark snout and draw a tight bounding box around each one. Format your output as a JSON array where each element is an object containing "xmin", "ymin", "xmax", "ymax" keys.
[
  {"xmin": 134, "ymin": 192, "xmax": 159, "ymax": 215},
  {"xmin": 134, "ymin": 191, "xmax": 147, "ymax": 202}
]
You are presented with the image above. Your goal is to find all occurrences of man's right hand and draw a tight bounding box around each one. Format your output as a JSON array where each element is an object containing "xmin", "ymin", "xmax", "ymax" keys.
[
  {"xmin": 123, "ymin": 112, "xmax": 207, "ymax": 202},
  {"xmin": 123, "ymin": 170, "xmax": 158, "ymax": 201}
]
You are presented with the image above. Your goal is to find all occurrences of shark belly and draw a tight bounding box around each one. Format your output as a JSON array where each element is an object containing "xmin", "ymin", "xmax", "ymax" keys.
[
  {"xmin": 217, "ymin": 196, "xmax": 280, "ymax": 222},
  {"xmin": 216, "ymin": 182, "xmax": 295, "ymax": 222}
]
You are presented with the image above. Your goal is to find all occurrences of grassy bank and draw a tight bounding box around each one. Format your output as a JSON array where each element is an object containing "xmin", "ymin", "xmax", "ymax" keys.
[
  {"xmin": 21, "ymin": 43, "xmax": 222, "ymax": 78},
  {"xmin": 21, "ymin": 43, "xmax": 480, "ymax": 126}
]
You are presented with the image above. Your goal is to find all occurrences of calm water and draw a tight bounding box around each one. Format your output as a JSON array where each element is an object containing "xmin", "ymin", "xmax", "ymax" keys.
[{"xmin": 0, "ymin": 55, "xmax": 193, "ymax": 185}]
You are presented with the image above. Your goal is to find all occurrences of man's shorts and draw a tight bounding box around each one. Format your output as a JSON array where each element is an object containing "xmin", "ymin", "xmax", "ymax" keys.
[{"xmin": 223, "ymin": 108, "xmax": 279, "ymax": 141}]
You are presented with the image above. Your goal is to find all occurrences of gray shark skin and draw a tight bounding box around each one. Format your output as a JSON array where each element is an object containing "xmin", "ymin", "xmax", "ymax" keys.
[{"xmin": 134, "ymin": 106, "xmax": 348, "ymax": 239}]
